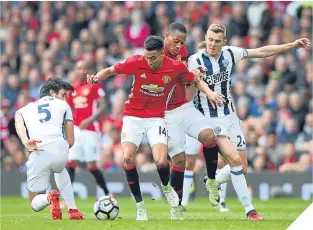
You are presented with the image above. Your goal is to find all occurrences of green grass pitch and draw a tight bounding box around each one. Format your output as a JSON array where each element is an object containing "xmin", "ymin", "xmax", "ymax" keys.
[{"xmin": 1, "ymin": 196, "xmax": 311, "ymax": 230}]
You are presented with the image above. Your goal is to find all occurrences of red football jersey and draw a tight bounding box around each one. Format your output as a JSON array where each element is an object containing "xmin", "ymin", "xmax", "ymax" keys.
[
  {"xmin": 67, "ymin": 81, "xmax": 105, "ymax": 131},
  {"xmin": 114, "ymin": 54, "xmax": 195, "ymax": 118},
  {"xmin": 165, "ymin": 45, "xmax": 189, "ymax": 111}
]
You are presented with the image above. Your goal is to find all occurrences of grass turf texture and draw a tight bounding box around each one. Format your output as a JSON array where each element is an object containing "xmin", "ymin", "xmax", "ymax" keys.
[{"xmin": 1, "ymin": 197, "xmax": 310, "ymax": 230}]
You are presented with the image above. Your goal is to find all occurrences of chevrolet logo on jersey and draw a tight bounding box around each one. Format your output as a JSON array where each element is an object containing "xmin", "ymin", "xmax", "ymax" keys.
[
  {"xmin": 205, "ymin": 71, "xmax": 229, "ymax": 85},
  {"xmin": 141, "ymin": 84, "xmax": 164, "ymax": 93}
]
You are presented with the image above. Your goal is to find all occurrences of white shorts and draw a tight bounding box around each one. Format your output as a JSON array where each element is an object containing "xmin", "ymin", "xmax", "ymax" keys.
[
  {"xmin": 209, "ymin": 112, "xmax": 246, "ymax": 151},
  {"xmin": 26, "ymin": 139, "xmax": 69, "ymax": 192},
  {"xmin": 121, "ymin": 116, "xmax": 167, "ymax": 147},
  {"xmin": 185, "ymin": 134, "xmax": 202, "ymax": 156},
  {"xmin": 164, "ymin": 102, "xmax": 213, "ymax": 158},
  {"xmin": 68, "ymin": 126, "xmax": 100, "ymax": 162},
  {"xmin": 185, "ymin": 112, "xmax": 246, "ymax": 156}
]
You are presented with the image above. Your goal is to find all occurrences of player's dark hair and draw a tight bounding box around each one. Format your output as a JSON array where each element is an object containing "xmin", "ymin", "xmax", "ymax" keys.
[
  {"xmin": 40, "ymin": 77, "xmax": 74, "ymax": 98},
  {"xmin": 144, "ymin": 35, "xmax": 164, "ymax": 51},
  {"xmin": 168, "ymin": 22, "xmax": 187, "ymax": 35}
]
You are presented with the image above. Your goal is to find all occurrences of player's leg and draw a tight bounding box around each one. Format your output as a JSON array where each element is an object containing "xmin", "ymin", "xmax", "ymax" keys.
[
  {"xmin": 87, "ymin": 161, "xmax": 110, "ymax": 195},
  {"xmin": 26, "ymin": 149, "xmax": 61, "ymax": 220},
  {"xmin": 146, "ymin": 118, "xmax": 180, "ymax": 208},
  {"xmin": 184, "ymin": 110, "xmax": 219, "ymax": 206},
  {"xmin": 166, "ymin": 122, "xmax": 186, "ymax": 206},
  {"xmin": 165, "ymin": 122, "xmax": 187, "ymax": 220},
  {"xmin": 216, "ymin": 155, "xmax": 229, "ymax": 212},
  {"xmin": 181, "ymin": 134, "xmax": 201, "ymax": 209},
  {"xmin": 83, "ymin": 129, "xmax": 111, "ymax": 196},
  {"xmin": 54, "ymin": 169, "xmax": 84, "ymax": 220},
  {"xmin": 216, "ymin": 150, "xmax": 248, "ymax": 188},
  {"xmin": 215, "ymin": 114, "xmax": 263, "ymax": 220},
  {"xmin": 52, "ymin": 140, "xmax": 85, "ymax": 220},
  {"xmin": 121, "ymin": 116, "xmax": 147, "ymax": 221}
]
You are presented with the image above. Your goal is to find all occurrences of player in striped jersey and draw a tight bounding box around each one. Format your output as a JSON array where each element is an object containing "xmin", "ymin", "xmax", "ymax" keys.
[{"xmin": 186, "ymin": 23, "xmax": 311, "ymax": 221}]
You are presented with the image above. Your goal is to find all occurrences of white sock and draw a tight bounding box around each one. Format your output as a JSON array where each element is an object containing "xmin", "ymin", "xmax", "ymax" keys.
[
  {"xmin": 31, "ymin": 194, "xmax": 49, "ymax": 212},
  {"xmin": 219, "ymin": 182, "xmax": 227, "ymax": 203},
  {"xmin": 54, "ymin": 168, "xmax": 77, "ymax": 210},
  {"xmin": 136, "ymin": 201, "xmax": 145, "ymax": 207},
  {"xmin": 230, "ymin": 165, "xmax": 255, "ymax": 214},
  {"xmin": 216, "ymin": 164, "xmax": 231, "ymax": 187},
  {"xmin": 181, "ymin": 170, "xmax": 194, "ymax": 207}
]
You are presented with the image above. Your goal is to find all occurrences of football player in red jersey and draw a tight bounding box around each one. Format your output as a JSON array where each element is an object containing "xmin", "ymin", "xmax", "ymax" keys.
[
  {"xmin": 87, "ymin": 35, "xmax": 204, "ymax": 221},
  {"xmin": 159, "ymin": 22, "xmax": 227, "ymax": 219},
  {"xmin": 66, "ymin": 60, "xmax": 111, "ymax": 202}
]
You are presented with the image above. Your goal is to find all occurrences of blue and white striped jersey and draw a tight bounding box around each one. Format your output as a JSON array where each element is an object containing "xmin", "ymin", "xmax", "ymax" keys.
[{"xmin": 188, "ymin": 46, "xmax": 248, "ymax": 117}]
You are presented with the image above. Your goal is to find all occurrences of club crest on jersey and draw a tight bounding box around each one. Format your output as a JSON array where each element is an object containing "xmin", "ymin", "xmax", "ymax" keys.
[
  {"xmin": 176, "ymin": 55, "xmax": 182, "ymax": 62},
  {"xmin": 83, "ymin": 88, "xmax": 89, "ymax": 96},
  {"xmin": 141, "ymin": 84, "xmax": 164, "ymax": 93},
  {"xmin": 213, "ymin": 126, "xmax": 221, "ymax": 135},
  {"xmin": 162, "ymin": 76, "xmax": 171, "ymax": 84},
  {"xmin": 221, "ymin": 59, "xmax": 229, "ymax": 68}
]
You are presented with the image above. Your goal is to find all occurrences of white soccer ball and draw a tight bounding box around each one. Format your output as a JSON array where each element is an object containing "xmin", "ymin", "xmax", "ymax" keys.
[{"xmin": 93, "ymin": 196, "xmax": 119, "ymax": 220}]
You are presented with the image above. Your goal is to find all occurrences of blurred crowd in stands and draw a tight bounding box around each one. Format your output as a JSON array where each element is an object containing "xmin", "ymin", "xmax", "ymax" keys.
[{"xmin": 1, "ymin": 1, "xmax": 312, "ymax": 173}]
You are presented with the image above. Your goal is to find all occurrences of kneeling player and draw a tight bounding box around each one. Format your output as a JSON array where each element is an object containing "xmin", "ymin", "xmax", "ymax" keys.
[{"xmin": 15, "ymin": 78, "xmax": 84, "ymax": 220}]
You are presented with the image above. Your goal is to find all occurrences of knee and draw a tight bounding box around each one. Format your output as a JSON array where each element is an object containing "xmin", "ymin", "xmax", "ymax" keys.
[
  {"xmin": 87, "ymin": 162, "xmax": 97, "ymax": 171},
  {"xmin": 228, "ymin": 153, "xmax": 242, "ymax": 167},
  {"xmin": 124, "ymin": 154, "xmax": 136, "ymax": 167},
  {"xmin": 199, "ymin": 130, "xmax": 215, "ymax": 146},
  {"xmin": 171, "ymin": 153, "xmax": 186, "ymax": 169},
  {"xmin": 66, "ymin": 160, "xmax": 77, "ymax": 169},
  {"xmin": 242, "ymin": 164, "xmax": 248, "ymax": 174},
  {"xmin": 155, "ymin": 158, "xmax": 168, "ymax": 168},
  {"xmin": 185, "ymin": 157, "xmax": 196, "ymax": 170}
]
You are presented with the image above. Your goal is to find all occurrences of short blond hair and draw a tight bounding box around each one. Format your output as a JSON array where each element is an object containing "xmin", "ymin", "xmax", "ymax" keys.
[
  {"xmin": 197, "ymin": 41, "xmax": 207, "ymax": 51},
  {"xmin": 207, "ymin": 24, "xmax": 226, "ymax": 38}
]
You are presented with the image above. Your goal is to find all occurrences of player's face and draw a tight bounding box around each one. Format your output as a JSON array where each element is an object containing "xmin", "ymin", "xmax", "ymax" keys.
[
  {"xmin": 206, "ymin": 31, "xmax": 227, "ymax": 57},
  {"xmin": 165, "ymin": 31, "xmax": 187, "ymax": 55},
  {"xmin": 144, "ymin": 50, "xmax": 164, "ymax": 69},
  {"xmin": 51, "ymin": 89, "xmax": 68, "ymax": 101},
  {"xmin": 76, "ymin": 62, "xmax": 88, "ymax": 81}
]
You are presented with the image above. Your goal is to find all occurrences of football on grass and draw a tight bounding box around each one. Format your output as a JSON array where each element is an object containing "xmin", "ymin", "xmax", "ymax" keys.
[{"xmin": 94, "ymin": 196, "xmax": 119, "ymax": 220}]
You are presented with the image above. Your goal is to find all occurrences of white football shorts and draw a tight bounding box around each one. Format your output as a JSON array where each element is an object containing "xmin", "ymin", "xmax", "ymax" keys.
[
  {"xmin": 164, "ymin": 101, "xmax": 213, "ymax": 158},
  {"xmin": 68, "ymin": 126, "xmax": 100, "ymax": 162},
  {"xmin": 121, "ymin": 116, "xmax": 168, "ymax": 147},
  {"xmin": 26, "ymin": 138, "xmax": 69, "ymax": 192},
  {"xmin": 185, "ymin": 112, "xmax": 246, "ymax": 156}
]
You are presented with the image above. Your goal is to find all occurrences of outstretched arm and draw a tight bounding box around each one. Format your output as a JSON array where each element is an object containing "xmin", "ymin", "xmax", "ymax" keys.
[
  {"xmin": 88, "ymin": 55, "xmax": 139, "ymax": 84},
  {"xmin": 247, "ymin": 38, "xmax": 311, "ymax": 59},
  {"xmin": 87, "ymin": 66, "xmax": 117, "ymax": 84}
]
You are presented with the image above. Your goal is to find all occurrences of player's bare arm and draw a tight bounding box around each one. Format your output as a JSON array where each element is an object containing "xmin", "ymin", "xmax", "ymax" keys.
[
  {"xmin": 64, "ymin": 119, "xmax": 75, "ymax": 147},
  {"xmin": 190, "ymin": 68, "xmax": 204, "ymax": 83},
  {"xmin": 247, "ymin": 38, "xmax": 311, "ymax": 59},
  {"xmin": 196, "ymin": 80, "xmax": 225, "ymax": 109},
  {"xmin": 87, "ymin": 66, "xmax": 117, "ymax": 84},
  {"xmin": 188, "ymin": 56, "xmax": 225, "ymax": 108},
  {"xmin": 79, "ymin": 97, "xmax": 107, "ymax": 129},
  {"xmin": 14, "ymin": 113, "xmax": 43, "ymax": 152}
]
